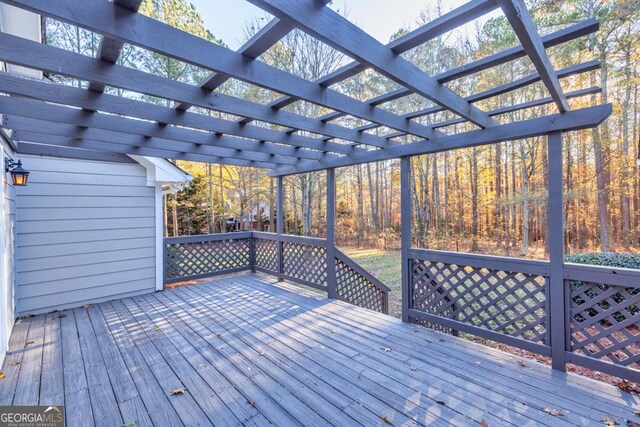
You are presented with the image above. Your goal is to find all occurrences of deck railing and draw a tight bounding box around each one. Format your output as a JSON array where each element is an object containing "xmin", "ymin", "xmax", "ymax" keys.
[
  {"xmin": 405, "ymin": 248, "xmax": 640, "ymax": 382},
  {"xmin": 164, "ymin": 231, "xmax": 390, "ymax": 314}
]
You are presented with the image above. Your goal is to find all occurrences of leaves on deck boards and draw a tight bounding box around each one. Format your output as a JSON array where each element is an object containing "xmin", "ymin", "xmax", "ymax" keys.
[
  {"xmin": 627, "ymin": 420, "xmax": 639, "ymax": 427},
  {"xmin": 542, "ymin": 407, "xmax": 565, "ymax": 417},
  {"xmin": 600, "ymin": 415, "xmax": 619, "ymax": 426},
  {"xmin": 516, "ymin": 360, "xmax": 527, "ymax": 367},
  {"xmin": 57, "ymin": 314, "xmax": 66, "ymax": 319},
  {"xmin": 25, "ymin": 341, "xmax": 34, "ymax": 347},
  {"xmin": 83, "ymin": 304, "xmax": 94, "ymax": 309},
  {"xmin": 410, "ymin": 366, "xmax": 418, "ymax": 371},
  {"xmin": 379, "ymin": 414, "xmax": 393, "ymax": 425},
  {"xmin": 0, "ymin": 373, "xmax": 5, "ymax": 380},
  {"xmin": 480, "ymin": 419, "xmax": 489, "ymax": 427},
  {"xmin": 380, "ymin": 347, "xmax": 391, "ymax": 352},
  {"xmin": 122, "ymin": 422, "xmax": 137, "ymax": 427},
  {"xmin": 246, "ymin": 400, "xmax": 257, "ymax": 408},
  {"xmin": 618, "ymin": 380, "xmax": 640, "ymax": 394},
  {"xmin": 169, "ymin": 387, "xmax": 186, "ymax": 396}
]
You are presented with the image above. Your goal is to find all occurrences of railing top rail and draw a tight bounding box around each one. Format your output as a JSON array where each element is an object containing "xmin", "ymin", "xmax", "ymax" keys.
[
  {"xmin": 409, "ymin": 248, "xmax": 550, "ymax": 277},
  {"xmin": 253, "ymin": 231, "xmax": 328, "ymax": 247},
  {"xmin": 564, "ymin": 262, "xmax": 640, "ymax": 287},
  {"xmin": 335, "ymin": 248, "xmax": 391, "ymax": 293},
  {"xmin": 164, "ymin": 231, "xmax": 252, "ymax": 244}
]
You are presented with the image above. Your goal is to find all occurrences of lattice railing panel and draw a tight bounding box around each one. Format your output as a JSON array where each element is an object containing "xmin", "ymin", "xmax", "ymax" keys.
[
  {"xmin": 254, "ymin": 238, "xmax": 278, "ymax": 273},
  {"xmin": 410, "ymin": 259, "xmax": 547, "ymax": 343},
  {"xmin": 335, "ymin": 257, "xmax": 387, "ymax": 313},
  {"xmin": 282, "ymin": 241, "xmax": 327, "ymax": 288},
  {"xmin": 164, "ymin": 237, "xmax": 251, "ymax": 282},
  {"xmin": 569, "ymin": 280, "xmax": 640, "ymax": 369}
]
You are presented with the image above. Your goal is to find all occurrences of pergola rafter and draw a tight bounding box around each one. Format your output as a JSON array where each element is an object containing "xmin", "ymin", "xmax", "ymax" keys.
[{"xmin": 0, "ymin": 0, "xmax": 611, "ymax": 174}]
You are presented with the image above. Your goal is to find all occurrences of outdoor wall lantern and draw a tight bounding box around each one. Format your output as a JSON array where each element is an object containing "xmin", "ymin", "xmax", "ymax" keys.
[{"xmin": 4, "ymin": 157, "xmax": 30, "ymax": 186}]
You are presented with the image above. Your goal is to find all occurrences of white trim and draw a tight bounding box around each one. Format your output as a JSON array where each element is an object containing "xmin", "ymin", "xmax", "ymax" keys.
[
  {"xmin": 127, "ymin": 155, "xmax": 192, "ymax": 186},
  {"xmin": 154, "ymin": 183, "xmax": 164, "ymax": 291}
]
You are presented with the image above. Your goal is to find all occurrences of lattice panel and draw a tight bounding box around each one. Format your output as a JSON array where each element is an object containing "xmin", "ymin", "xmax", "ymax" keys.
[
  {"xmin": 410, "ymin": 259, "xmax": 547, "ymax": 343},
  {"xmin": 335, "ymin": 258, "xmax": 386, "ymax": 313},
  {"xmin": 254, "ymin": 238, "xmax": 278, "ymax": 273},
  {"xmin": 164, "ymin": 238, "xmax": 251, "ymax": 281},
  {"xmin": 569, "ymin": 280, "xmax": 640, "ymax": 369},
  {"xmin": 282, "ymin": 242, "xmax": 327, "ymax": 288}
]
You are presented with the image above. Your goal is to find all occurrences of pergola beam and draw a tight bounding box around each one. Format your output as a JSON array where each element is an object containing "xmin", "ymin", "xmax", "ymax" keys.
[
  {"xmin": 0, "ymin": 33, "xmax": 395, "ymax": 149},
  {"xmin": 248, "ymin": 0, "xmax": 498, "ymax": 129},
  {"xmin": 497, "ymin": 0, "xmax": 569, "ymax": 112},
  {"xmin": 0, "ymin": 72, "xmax": 360, "ymax": 156},
  {"xmin": 242, "ymin": 0, "xmax": 499, "ymax": 123},
  {"xmin": 1, "ymin": 0, "xmax": 438, "ymax": 140},
  {"xmin": 12, "ymin": 133, "xmax": 280, "ymax": 168},
  {"xmin": 0, "ymin": 97, "xmax": 335, "ymax": 161},
  {"xmin": 4, "ymin": 116, "xmax": 300, "ymax": 166},
  {"xmin": 88, "ymin": 0, "xmax": 144, "ymax": 93},
  {"xmin": 269, "ymin": 104, "xmax": 612, "ymax": 175},
  {"xmin": 320, "ymin": 19, "xmax": 598, "ymax": 126}
]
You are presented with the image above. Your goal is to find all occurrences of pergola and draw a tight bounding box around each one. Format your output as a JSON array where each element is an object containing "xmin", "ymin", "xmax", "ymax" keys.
[{"xmin": 0, "ymin": 0, "xmax": 623, "ymax": 380}]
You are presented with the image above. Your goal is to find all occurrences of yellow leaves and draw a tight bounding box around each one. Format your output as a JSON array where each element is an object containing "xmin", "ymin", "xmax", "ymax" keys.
[
  {"xmin": 379, "ymin": 415, "xmax": 393, "ymax": 425},
  {"xmin": 0, "ymin": 372, "xmax": 5, "ymax": 380},
  {"xmin": 169, "ymin": 387, "xmax": 186, "ymax": 396}
]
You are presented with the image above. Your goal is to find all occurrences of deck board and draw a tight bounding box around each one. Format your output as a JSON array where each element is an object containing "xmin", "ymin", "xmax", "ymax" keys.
[{"xmin": 1, "ymin": 273, "xmax": 639, "ymax": 426}]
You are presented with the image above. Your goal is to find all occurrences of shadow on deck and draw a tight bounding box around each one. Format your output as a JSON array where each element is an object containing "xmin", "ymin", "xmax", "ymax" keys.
[{"xmin": 1, "ymin": 273, "xmax": 639, "ymax": 426}]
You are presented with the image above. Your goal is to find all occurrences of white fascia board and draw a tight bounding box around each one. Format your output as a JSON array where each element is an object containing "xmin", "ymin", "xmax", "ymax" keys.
[
  {"xmin": 127, "ymin": 155, "xmax": 192, "ymax": 186},
  {"xmin": 0, "ymin": 4, "xmax": 42, "ymax": 80}
]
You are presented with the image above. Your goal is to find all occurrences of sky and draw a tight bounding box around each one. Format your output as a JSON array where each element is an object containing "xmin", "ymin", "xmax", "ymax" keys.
[{"xmin": 188, "ymin": 0, "xmax": 500, "ymax": 50}]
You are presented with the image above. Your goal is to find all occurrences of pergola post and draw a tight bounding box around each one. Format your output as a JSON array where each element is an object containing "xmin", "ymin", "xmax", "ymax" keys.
[
  {"xmin": 326, "ymin": 168, "xmax": 337, "ymax": 299},
  {"xmin": 401, "ymin": 157, "xmax": 412, "ymax": 322},
  {"xmin": 547, "ymin": 131, "xmax": 566, "ymax": 371},
  {"xmin": 276, "ymin": 175, "xmax": 284, "ymax": 282}
]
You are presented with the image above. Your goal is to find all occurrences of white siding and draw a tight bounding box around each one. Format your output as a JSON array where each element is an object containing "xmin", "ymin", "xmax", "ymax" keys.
[
  {"xmin": 16, "ymin": 155, "xmax": 157, "ymax": 315},
  {"xmin": 0, "ymin": 141, "xmax": 16, "ymax": 366}
]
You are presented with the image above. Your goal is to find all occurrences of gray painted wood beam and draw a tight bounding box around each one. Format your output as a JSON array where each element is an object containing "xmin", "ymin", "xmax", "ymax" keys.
[
  {"xmin": 3, "ymin": 116, "xmax": 299, "ymax": 166},
  {"xmin": 317, "ymin": 19, "xmax": 598, "ymax": 132},
  {"xmin": 497, "ymin": 0, "xmax": 569, "ymax": 112},
  {"xmin": 0, "ymin": 33, "xmax": 394, "ymax": 149},
  {"xmin": 88, "ymin": 0, "xmax": 143, "ymax": 93},
  {"xmin": 17, "ymin": 143, "xmax": 137, "ymax": 163},
  {"xmin": 0, "ymin": 97, "xmax": 335, "ymax": 161},
  {"xmin": 248, "ymin": 0, "xmax": 498, "ymax": 129},
  {"xmin": 0, "ymin": 72, "xmax": 359, "ymax": 155},
  {"xmin": 547, "ymin": 131, "xmax": 566, "ymax": 371},
  {"xmin": 431, "ymin": 86, "xmax": 601, "ymax": 129},
  {"xmin": 326, "ymin": 168, "xmax": 337, "ymax": 299},
  {"xmin": 241, "ymin": 0, "xmax": 499, "ymax": 123},
  {"xmin": 276, "ymin": 176, "xmax": 284, "ymax": 281},
  {"xmin": 400, "ymin": 156, "xmax": 411, "ymax": 323},
  {"xmin": 2, "ymin": 0, "xmax": 437, "ymax": 141},
  {"xmin": 11, "ymin": 132, "xmax": 279, "ymax": 168},
  {"xmin": 269, "ymin": 104, "xmax": 612, "ymax": 175}
]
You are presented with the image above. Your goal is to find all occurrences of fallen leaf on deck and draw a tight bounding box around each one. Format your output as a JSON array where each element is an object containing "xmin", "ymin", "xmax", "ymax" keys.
[
  {"xmin": 216, "ymin": 334, "xmax": 223, "ymax": 339},
  {"xmin": 410, "ymin": 366, "xmax": 418, "ymax": 372},
  {"xmin": 197, "ymin": 364, "xmax": 206, "ymax": 370},
  {"xmin": 480, "ymin": 419, "xmax": 489, "ymax": 427},
  {"xmin": 543, "ymin": 407, "xmax": 565, "ymax": 417},
  {"xmin": 122, "ymin": 422, "xmax": 137, "ymax": 427},
  {"xmin": 380, "ymin": 347, "xmax": 391, "ymax": 352},
  {"xmin": 8, "ymin": 362, "xmax": 20, "ymax": 367},
  {"xmin": 83, "ymin": 304, "xmax": 94, "ymax": 309},
  {"xmin": 516, "ymin": 360, "xmax": 526, "ymax": 367},
  {"xmin": 379, "ymin": 415, "xmax": 393, "ymax": 425},
  {"xmin": 618, "ymin": 380, "xmax": 640, "ymax": 394},
  {"xmin": 25, "ymin": 341, "xmax": 34, "ymax": 347},
  {"xmin": 627, "ymin": 420, "xmax": 639, "ymax": 427},
  {"xmin": 246, "ymin": 400, "xmax": 256, "ymax": 408},
  {"xmin": 169, "ymin": 387, "xmax": 186, "ymax": 396},
  {"xmin": 57, "ymin": 314, "xmax": 66, "ymax": 319},
  {"xmin": 0, "ymin": 373, "xmax": 5, "ymax": 380},
  {"xmin": 154, "ymin": 327, "xmax": 161, "ymax": 332},
  {"xmin": 436, "ymin": 400, "xmax": 445, "ymax": 405},
  {"xmin": 600, "ymin": 415, "xmax": 619, "ymax": 426},
  {"xmin": 634, "ymin": 411, "xmax": 640, "ymax": 417}
]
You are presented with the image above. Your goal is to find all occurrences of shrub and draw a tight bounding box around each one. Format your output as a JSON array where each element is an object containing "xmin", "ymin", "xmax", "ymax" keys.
[{"xmin": 564, "ymin": 252, "xmax": 640, "ymax": 269}]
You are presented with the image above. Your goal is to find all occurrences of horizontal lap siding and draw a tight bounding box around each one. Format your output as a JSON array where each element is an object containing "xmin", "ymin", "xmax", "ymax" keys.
[
  {"xmin": 0, "ymin": 143, "xmax": 16, "ymax": 365},
  {"xmin": 16, "ymin": 155, "xmax": 156, "ymax": 315}
]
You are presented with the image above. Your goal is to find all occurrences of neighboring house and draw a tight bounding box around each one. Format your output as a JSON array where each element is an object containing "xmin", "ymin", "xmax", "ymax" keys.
[{"xmin": 0, "ymin": 5, "xmax": 192, "ymax": 366}]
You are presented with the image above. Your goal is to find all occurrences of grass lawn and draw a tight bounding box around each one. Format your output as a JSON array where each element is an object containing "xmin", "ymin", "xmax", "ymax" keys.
[{"xmin": 340, "ymin": 247, "xmax": 402, "ymax": 318}]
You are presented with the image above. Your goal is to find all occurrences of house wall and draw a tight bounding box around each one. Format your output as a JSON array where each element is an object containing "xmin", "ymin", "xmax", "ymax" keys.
[
  {"xmin": 15, "ymin": 155, "xmax": 157, "ymax": 315},
  {"xmin": 0, "ymin": 139, "xmax": 16, "ymax": 366}
]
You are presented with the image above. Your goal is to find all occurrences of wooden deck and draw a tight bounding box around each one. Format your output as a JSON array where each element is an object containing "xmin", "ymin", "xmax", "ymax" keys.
[{"xmin": 1, "ymin": 274, "xmax": 639, "ymax": 427}]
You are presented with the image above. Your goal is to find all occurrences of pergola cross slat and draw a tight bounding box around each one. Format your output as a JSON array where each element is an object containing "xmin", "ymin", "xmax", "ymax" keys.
[{"xmin": 0, "ymin": 0, "xmax": 611, "ymax": 175}]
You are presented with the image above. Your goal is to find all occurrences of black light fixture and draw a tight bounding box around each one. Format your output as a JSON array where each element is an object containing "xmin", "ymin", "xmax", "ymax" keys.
[{"xmin": 4, "ymin": 157, "xmax": 30, "ymax": 186}]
